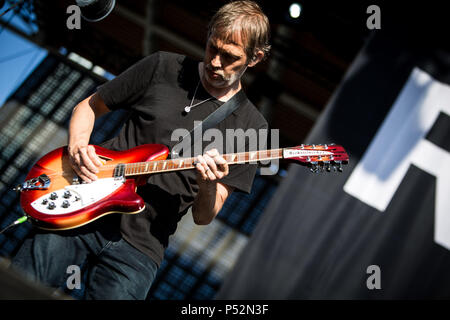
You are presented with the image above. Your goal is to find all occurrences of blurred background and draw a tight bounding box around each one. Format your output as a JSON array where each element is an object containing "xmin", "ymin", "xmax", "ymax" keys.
[{"xmin": 0, "ymin": 0, "xmax": 448, "ymax": 300}]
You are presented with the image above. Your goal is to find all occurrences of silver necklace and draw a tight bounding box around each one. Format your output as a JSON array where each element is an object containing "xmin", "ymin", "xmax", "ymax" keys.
[{"xmin": 184, "ymin": 80, "xmax": 213, "ymax": 113}]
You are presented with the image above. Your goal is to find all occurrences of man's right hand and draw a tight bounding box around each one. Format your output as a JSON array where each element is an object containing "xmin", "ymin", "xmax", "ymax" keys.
[
  {"xmin": 68, "ymin": 144, "xmax": 104, "ymax": 183},
  {"xmin": 67, "ymin": 93, "xmax": 110, "ymax": 183}
]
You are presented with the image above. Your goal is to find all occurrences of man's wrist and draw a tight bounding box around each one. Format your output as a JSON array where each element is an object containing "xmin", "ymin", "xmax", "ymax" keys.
[{"xmin": 197, "ymin": 178, "xmax": 217, "ymax": 193}]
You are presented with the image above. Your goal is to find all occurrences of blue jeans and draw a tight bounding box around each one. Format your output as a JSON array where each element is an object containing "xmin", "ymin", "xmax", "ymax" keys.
[{"xmin": 11, "ymin": 215, "xmax": 158, "ymax": 300}]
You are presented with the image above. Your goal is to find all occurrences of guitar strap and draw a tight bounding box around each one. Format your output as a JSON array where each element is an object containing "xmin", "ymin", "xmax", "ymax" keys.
[{"xmin": 171, "ymin": 89, "xmax": 247, "ymax": 158}]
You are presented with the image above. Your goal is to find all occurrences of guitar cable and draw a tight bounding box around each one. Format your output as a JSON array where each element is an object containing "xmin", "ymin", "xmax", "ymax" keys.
[{"xmin": 0, "ymin": 216, "xmax": 28, "ymax": 235}]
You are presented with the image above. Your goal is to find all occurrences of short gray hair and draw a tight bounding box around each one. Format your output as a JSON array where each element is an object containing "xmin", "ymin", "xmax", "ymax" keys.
[{"xmin": 207, "ymin": 1, "xmax": 271, "ymax": 61}]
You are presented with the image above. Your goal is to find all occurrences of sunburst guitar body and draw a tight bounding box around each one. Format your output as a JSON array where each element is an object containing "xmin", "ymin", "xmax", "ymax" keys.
[{"xmin": 19, "ymin": 144, "xmax": 169, "ymax": 230}]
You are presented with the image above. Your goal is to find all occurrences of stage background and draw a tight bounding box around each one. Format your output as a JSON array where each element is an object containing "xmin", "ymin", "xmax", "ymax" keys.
[{"xmin": 217, "ymin": 17, "xmax": 450, "ymax": 299}]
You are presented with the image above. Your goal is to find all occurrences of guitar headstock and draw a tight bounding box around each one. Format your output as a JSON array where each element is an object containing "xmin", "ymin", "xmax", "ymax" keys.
[{"xmin": 283, "ymin": 144, "xmax": 349, "ymax": 173}]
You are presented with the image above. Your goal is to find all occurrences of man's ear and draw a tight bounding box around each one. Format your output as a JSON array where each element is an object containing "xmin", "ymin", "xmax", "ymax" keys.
[{"xmin": 247, "ymin": 50, "xmax": 265, "ymax": 67}]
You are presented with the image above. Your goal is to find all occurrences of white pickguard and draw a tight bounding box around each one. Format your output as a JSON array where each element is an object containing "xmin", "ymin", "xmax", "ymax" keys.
[{"xmin": 31, "ymin": 178, "xmax": 125, "ymax": 215}]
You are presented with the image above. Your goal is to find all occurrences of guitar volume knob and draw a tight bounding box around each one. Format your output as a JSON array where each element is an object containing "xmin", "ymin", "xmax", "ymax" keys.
[
  {"xmin": 47, "ymin": 202, "xmax": 56, "ymax": 210},
  {"xmin": 62, "ymin": 200, "xmax": 70, "ymax": 208},
  {"xmin": 49, "ymin": 192, "xmax": 58, "ymax": 200}
]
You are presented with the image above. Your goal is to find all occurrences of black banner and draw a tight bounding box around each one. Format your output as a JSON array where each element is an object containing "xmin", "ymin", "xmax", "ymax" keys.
[{"xmin": 217, "ymin": 25, "xmax": 450, "ymax": 299}]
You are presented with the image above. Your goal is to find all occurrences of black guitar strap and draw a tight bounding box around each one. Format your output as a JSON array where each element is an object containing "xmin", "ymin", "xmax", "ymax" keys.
[{"xmin": 171, "ymin": 89, "xmax": 247, "ymax": 158}]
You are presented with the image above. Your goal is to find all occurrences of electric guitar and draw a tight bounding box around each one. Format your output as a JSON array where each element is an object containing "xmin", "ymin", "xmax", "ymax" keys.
[{"xmin": 16, "ymin": 143, "xmax": 348, "ymax": 230}]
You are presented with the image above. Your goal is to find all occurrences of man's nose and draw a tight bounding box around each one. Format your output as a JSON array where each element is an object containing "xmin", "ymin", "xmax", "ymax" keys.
[{"xmin": 211, "ymin": 54, "xmax": 221, "ymax": 68}]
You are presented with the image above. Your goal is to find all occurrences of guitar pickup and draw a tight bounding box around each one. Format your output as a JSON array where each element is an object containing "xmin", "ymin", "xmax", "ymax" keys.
[{"xmin": 113, "ymin": 164, "xmax": 126, "ymax": 180}]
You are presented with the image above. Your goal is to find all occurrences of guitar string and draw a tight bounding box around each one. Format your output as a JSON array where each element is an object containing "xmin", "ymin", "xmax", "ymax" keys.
[
  {"xmin": 42, "ymin": 147, "xmax": 346, "ymax": 177},
  {"xmin": 42, "ymin": 149, "xmax": 286, "ymax": 178},
  {"xmin": 41, "ymin": 147, "xmax": 345, "ymax": 178}
]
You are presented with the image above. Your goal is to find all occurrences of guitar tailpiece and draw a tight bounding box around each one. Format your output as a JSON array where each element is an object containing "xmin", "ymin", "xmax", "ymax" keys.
[{"xmin": 13, "ymin": 174, "xmax": 51, "ymax": 192}]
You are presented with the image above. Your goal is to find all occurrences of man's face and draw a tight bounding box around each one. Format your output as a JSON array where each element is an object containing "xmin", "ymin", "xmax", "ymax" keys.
[{"xmin": 202, "ymin": 33, "xmax": 250, "ymax": 89}]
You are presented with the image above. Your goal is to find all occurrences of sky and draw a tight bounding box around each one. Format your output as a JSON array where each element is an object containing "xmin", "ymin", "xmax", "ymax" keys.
[{"xmin": 0, "ymin": 6, "xmax": 48, "ymax": 107}]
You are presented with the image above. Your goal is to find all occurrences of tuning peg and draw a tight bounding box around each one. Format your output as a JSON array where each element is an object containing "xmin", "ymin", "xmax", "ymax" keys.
[
  {"xmin": 323, "ymin": 161, "xmax": 331, "ymax": 172},
  {"xmin": 310, "ymin": 162, "xmax": 319, "ymax": 173},
  {"xmin": 335, "ymin": 160, "xmax": 343, "ymax": 172}
]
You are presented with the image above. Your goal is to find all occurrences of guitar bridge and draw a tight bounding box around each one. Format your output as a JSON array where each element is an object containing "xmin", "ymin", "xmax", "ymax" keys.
[{"xmin": 14, "ymin": 174, "xmax": 51, "ymax": 192}]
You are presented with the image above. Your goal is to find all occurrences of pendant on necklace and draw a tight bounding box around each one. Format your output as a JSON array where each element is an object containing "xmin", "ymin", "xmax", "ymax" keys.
[{"xmin": 184, "ymin": 106, "xmax": 192, "ymax": 113}]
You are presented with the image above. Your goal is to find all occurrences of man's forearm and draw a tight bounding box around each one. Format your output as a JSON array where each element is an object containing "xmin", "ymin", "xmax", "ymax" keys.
[
  {"xmin": 192, "ymin": 182, "xmax": 221, "ymax": 225},
  {"xmin": 68, "ymin": 97, "xmax": 96, "ymax": 148}
]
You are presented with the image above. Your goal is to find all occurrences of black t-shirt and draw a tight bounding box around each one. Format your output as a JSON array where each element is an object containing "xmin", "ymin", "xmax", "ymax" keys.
[{"xmin": 96, "ymin": 51, "xmax": 268, "ymax": 266}]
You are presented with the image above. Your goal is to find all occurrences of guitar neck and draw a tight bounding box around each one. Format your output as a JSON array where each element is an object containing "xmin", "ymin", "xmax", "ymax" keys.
[{"xmin": 122, "ymin": 149, "xmax": 284, "ymax": 176}]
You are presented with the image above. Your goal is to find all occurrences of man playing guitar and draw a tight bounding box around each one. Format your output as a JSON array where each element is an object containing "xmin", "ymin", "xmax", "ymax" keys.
[{"xmin": 11, "ymin": 1, "xmax": 270, "ymax": 299}]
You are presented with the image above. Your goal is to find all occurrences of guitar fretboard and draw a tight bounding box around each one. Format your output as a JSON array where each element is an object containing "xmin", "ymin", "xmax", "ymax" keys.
[{"xmin": 123, "ymin": 149, "xmax": 283, "ymax": 176}]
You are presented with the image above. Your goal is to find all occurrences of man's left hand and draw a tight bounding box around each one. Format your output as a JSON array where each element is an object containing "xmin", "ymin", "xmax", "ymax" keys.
[{"xmin": 195, "ymin": 149, "xmax": 229, "ymax": 183}]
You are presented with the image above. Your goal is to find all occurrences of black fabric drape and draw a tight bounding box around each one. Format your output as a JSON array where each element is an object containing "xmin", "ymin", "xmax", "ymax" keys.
[{"xmin": 217, "ymin": 24, "xmax": 450, "ymax": 299}]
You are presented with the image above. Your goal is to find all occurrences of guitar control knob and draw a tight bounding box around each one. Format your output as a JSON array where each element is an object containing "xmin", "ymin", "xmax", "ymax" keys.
[
  {"xmin": 41, "ymin": 199, "xmax": 48, "ymax": 205},
  {"xmin": 62, "ymin": 200, "xmax": 70, "ymax": 208},
  {"xmin": 63, "ymin": 191, "xmax": 71, "ymax": 198},
  {"xmin": 50, "ymin": 192, "xmax": 58, "ymax": 200},
  {"xmin": 48, "ymin": 202, "xmax": 56, "ymax": 210}
]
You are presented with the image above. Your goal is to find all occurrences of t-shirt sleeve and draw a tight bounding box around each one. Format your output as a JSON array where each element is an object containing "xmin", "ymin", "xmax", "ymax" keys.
[
  {"xmin": 219, "ymin": 121, "xmax": 269, "ymax": 194},
  {"xmin": 96, "ymin": 51, "xmax": 161, "ymax": 110}
]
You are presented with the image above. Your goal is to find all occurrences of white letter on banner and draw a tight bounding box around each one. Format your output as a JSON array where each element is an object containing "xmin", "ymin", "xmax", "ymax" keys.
[{"xmin": 344, "ymin": 68, "xmax": 450, "ymax": 250}]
